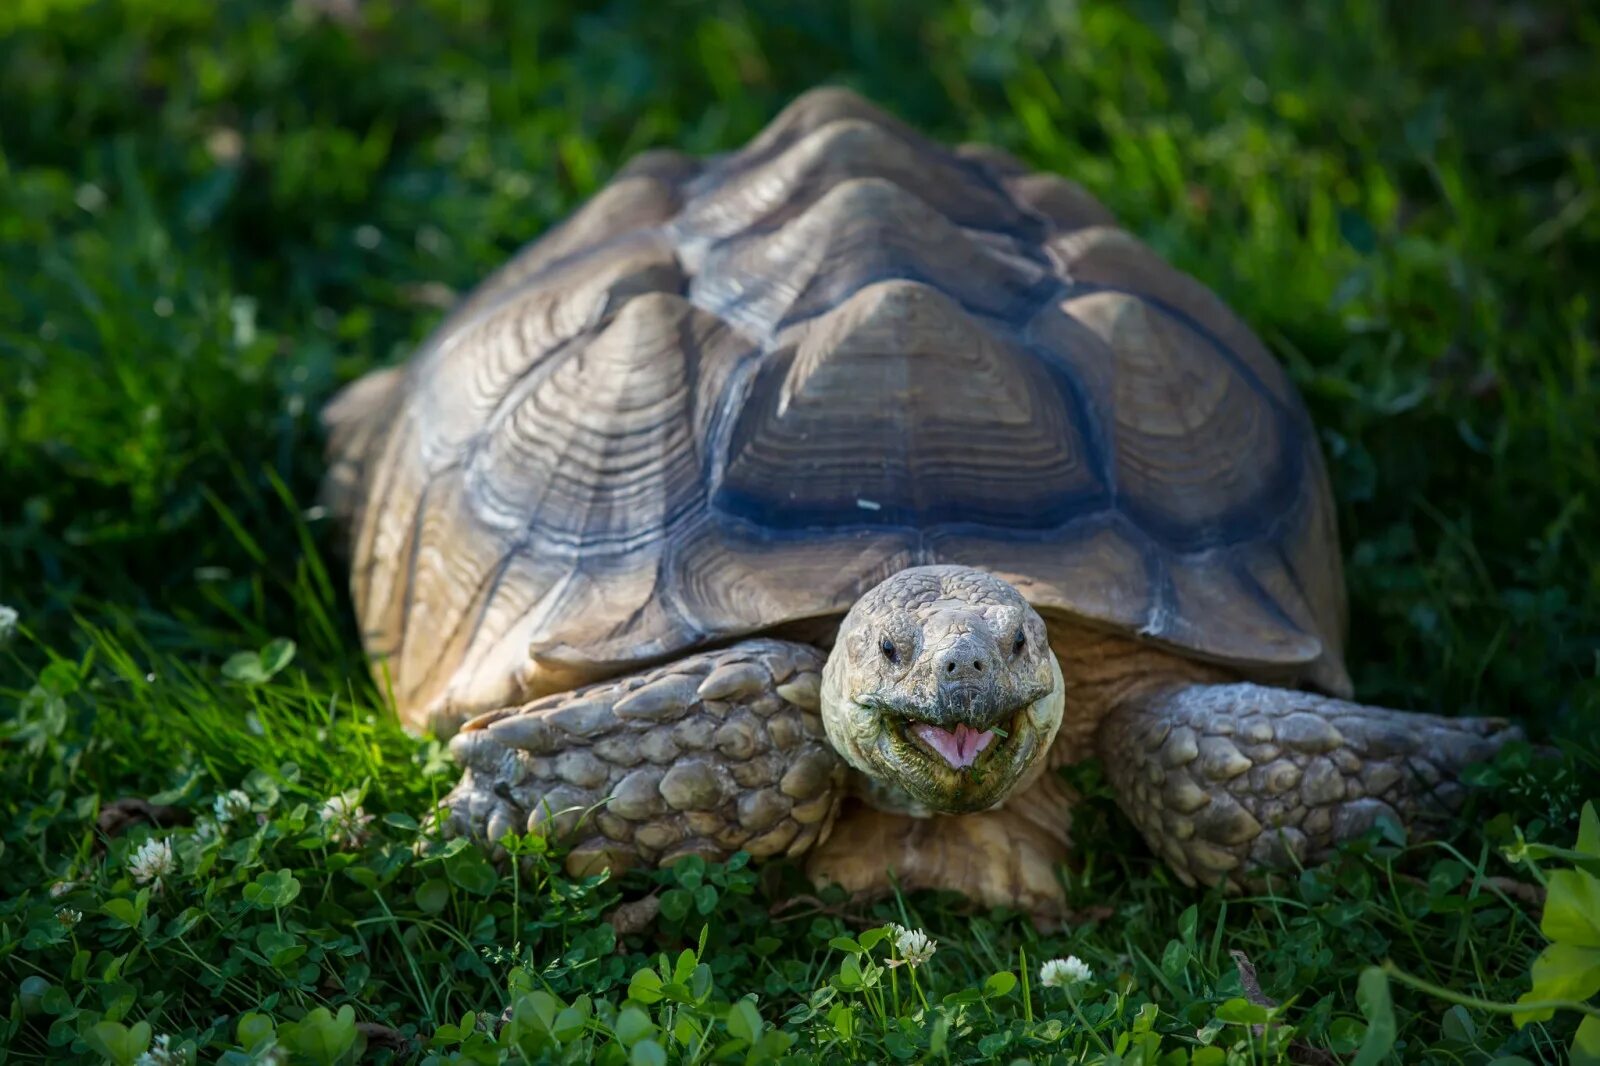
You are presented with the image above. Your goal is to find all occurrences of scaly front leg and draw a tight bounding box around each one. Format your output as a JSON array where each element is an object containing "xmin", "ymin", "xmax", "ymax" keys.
[
  {"xmin": 1097, "ymin": 683, "xmax": 1520, "ymax": 887},
  {"xmin": 439, "ymin": 639, "xmax": 846, "ymax": 876}
]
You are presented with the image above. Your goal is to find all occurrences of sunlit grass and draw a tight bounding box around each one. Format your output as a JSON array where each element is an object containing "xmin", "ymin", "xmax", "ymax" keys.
[{"xmin": 2, "ymin": 0, "xmax": 1597, "ymax": 1061}]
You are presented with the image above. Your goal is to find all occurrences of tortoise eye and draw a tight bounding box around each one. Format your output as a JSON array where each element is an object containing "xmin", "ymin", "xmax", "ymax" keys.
[
  {"xmin": 1012, "ymin": 630, "xmax": 1026, "ymax": 656},
  {"xmin": 879, "ymin": 637, "xmax": 899, "ymax": 664}
]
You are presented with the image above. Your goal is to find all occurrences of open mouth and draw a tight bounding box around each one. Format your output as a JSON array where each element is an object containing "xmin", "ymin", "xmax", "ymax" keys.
[
  {"xmin": 910, "ymin": 721, "xmax": 994, "ymax": 769},
  {"xmin": 892, "ymin": 708, "xmax": 1025, "ymax": 774}
]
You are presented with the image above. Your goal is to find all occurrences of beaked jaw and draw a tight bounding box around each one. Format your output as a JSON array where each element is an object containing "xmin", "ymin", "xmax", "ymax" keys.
[{"xmin": 855, "ymin": 674, "xmax": 1053, "ymax": 731}]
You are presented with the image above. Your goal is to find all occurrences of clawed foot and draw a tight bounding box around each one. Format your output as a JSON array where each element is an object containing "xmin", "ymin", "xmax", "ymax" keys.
[{"xmin": 1100, "ymin": 682, "xmax": 1523, "ymax": 887}]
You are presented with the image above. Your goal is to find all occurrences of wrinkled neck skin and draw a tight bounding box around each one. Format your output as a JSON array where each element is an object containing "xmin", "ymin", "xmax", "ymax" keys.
[{"xmin": 820, "ymin": 565, "xmax": 1066, "ymax": 816}]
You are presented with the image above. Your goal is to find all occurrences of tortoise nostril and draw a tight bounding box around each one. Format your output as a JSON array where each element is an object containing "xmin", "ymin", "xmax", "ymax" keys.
[
  {"xmin": 939, "ymin": 642, "xmax": 991, "ymax": 681},
  {"xmin": 934, "ymin": 653, "xmax": 985, "ymax": 675}
]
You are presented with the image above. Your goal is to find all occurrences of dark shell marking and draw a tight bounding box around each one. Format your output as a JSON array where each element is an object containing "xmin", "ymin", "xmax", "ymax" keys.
[{"xmin": 324, "ymin": 87, "xmax": 1349, "ymax": 734}]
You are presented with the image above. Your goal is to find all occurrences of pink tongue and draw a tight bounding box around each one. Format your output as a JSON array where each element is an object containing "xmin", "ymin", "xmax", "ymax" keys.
[{"xmin": 911, "ymin": 722, "xmax": 996, "ymax": 770}]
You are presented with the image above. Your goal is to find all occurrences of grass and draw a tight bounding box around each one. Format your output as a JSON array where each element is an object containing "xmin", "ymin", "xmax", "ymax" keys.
[{"xmin": 2, "ymin": 0, "xmax": 1598, "ymax": 1061}]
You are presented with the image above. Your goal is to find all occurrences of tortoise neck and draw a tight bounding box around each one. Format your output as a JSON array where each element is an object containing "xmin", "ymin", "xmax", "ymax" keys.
[{"xmin": 1044, "ymin": 619, "xmax": 1233, "ymax": 769}]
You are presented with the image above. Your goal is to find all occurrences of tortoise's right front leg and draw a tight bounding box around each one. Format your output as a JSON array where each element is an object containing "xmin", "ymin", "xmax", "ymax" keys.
[
  {"xmin": 439, "ymin": 639, "xmax": 846, "ymax": 876},
  {"xmin": 1096, "ymin": 682, "xmax": 1520, "ymax": 887}
]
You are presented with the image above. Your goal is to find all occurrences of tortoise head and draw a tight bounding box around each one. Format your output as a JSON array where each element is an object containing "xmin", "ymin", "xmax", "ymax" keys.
[{"xmin": 821, "ymin": 565, "xmax": 1064, "ymax": 814}]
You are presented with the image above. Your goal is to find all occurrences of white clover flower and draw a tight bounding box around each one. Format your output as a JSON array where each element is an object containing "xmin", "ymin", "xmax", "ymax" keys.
[
  {"xmin": 889, "ymin": 923, "xmax": 937, "ymax": 967},
  {"xmin": 127, "ymin": 838, "xmax": 175, "ymax": 888},
  {"xmin": 134, "ymin": 1033, "xmax": 182, "ymax": 1066},
  {"xmin": 55, "ymin": 907, "xmax": 82, "ymax": 928},
  {"xmin": 1039, "ymin": 955, "xmax": 1093, "ymax": 989},
  {"xmin": 213, "ymin": 789, "xmax": 252, "ymax": 824},
  {"xmin": 0, "ymin": 604, "xmax": 17, "ymax": 642},
  {"xmin": 320, "ymin": 791, "xmax": 375, "ymax": 849}
]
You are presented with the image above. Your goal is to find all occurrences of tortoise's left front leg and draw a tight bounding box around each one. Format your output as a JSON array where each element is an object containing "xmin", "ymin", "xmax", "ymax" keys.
[
  {"xmin": 1097, "ymin": 683, "xmax": 1521, "ymax": 887},
  {"xmin": 439, "ymin": 639, "xmax": 846, "ymax": 876}
]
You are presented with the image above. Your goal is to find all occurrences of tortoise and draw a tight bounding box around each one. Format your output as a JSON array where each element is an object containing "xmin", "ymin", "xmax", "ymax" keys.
[{"xmin": 322, "ymin": 87, "xmax": 1518, "ymax": 916}]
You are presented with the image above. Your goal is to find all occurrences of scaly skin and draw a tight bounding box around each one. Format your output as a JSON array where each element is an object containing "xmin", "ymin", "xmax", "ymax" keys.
[
  {"xmin": 1097, "ymin": 683, "xmax": 1520, "ymax": 886},
  {"xmin": 809, "ymin": 618, "xmax": 1520, "ymax": 908},
  {"xmin": 440, "ymin": 639, "xmax": 845, "ymax": 876},
  {"xmin": 437, "ymin": 565, "xmax": 1520, "ymax": 913}
]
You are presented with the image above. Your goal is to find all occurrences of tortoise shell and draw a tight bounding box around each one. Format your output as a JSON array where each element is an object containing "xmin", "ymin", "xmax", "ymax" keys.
[{"xmin": 324, "ymin": 87, "xmax": 1350, "ymax": 735}]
